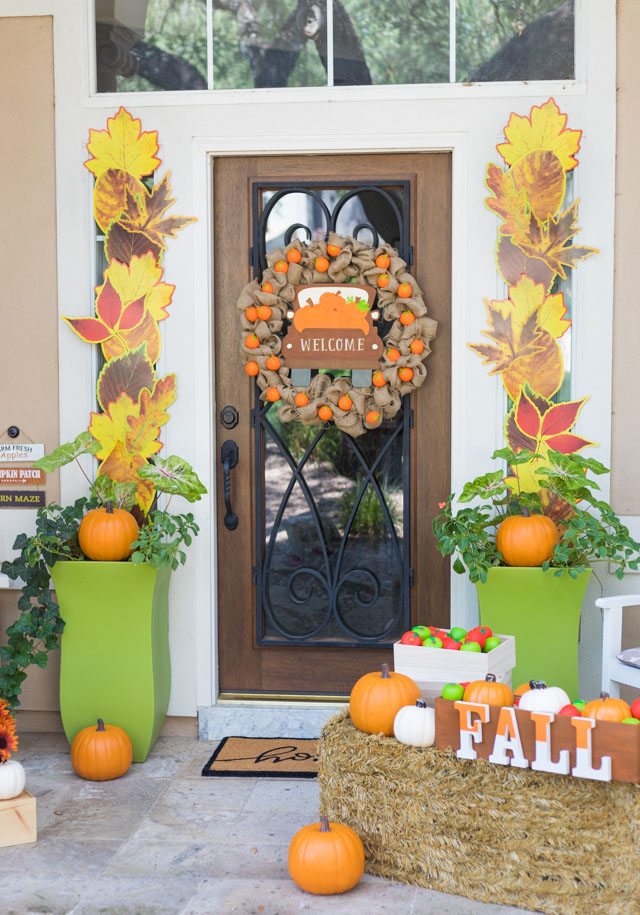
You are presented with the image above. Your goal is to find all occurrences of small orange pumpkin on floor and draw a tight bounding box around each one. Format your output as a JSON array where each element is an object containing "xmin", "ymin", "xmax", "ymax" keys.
[
  {"xmin": 71, "ymin": 719, "xmax": 133, "ymax": 781},
  {"xmin": 78, "ymin": 502, "xmax": 139, "ymax": 561},
  {"xmin": 350, "ymin": 663, "xmax": 421, "ymax": 736},
  {"xmin": 288, "ymin": 815, "xmax": 364, "ymax": 895}
]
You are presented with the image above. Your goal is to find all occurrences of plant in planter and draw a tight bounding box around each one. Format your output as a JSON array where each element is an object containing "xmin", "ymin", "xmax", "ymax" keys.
[{"xmin": 433, "ymin": 447, "xmax": 640, "ymax": 696}]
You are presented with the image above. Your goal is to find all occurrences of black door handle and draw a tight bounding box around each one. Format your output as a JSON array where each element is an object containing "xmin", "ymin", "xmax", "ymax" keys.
[{"xmin": 221, "ymin": 440, "xmax": 239, "ymax": 531}]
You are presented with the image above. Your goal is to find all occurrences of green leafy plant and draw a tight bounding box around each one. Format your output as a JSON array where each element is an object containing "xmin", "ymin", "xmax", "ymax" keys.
[
  {"xmin": 338, "ymin": 478, "xmax": 400, "ymax": 538},
  {"xmin": 0, "ymin": 439, "xmax": 206, "ymax": 708},
  {"xmin": 433, "ymin": 447, "xmax": 640, "ymax": 584}
]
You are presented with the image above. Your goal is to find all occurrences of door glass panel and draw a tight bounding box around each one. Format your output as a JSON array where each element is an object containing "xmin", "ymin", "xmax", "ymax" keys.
[{"xmin": 254, "ymin": 181, "xmax": 410, "ymax": 647}]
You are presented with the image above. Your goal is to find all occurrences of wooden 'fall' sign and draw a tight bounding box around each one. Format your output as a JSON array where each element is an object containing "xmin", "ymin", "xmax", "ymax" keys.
[
  {"xmin": 435, "ymin": 698, "xmax": 640, "ymax": 783},
  {"xmin": 282, "ymin": 284, "xmax": 384, "ymax": 369}
]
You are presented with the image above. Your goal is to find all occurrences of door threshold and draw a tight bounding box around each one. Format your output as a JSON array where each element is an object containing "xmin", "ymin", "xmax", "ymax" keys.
[{"xmin": 217, "ymin": 692, "xmax": 349, "ymax": 704}]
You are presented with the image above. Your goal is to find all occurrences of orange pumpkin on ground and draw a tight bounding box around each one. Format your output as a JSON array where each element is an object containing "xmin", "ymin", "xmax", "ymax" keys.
[
  {"xmin": 288, "ymin": 815, "xmax": 364, "ymax": 895},
  {"xmin": 71, "ymin": 719, "xmax": 133, "ymax": 781},
  {"xmin": 78, "ymin": 502, "xmax": 139, "ymax": 561},
  {"xmin": 350, "ymin": 662, "xmax": 421, "ymax": 736},
  {"xmin": 463, "ymin": 673, "xmax": 513, "ymax": 707},
  {"xmin": 582, "ymin": 692, "xmax": 631, "ymax": 722},
  {"xmin": 496, "ymin": 509, "xmax": 558, "ymax": 567}
]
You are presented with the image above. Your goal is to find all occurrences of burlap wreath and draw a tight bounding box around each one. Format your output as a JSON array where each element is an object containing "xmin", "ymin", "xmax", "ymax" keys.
[{"xmin": 237, "ymin": 234, "xmax": 437, "ymax": 437}]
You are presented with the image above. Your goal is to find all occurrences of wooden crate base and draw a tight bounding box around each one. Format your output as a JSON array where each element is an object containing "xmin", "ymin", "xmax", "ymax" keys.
[
  {"xmin": 318, "ymin": 711, "xmax": 640, "ymax": 915},
  {"xmin": 0, "ymin": 790, "xmax": 37, "ymax": 847}
]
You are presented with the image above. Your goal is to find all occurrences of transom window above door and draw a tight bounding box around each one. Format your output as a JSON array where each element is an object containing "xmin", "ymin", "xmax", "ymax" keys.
[{"xmin": 95, "ymin": 1, "xmax": 574, "ymax": 93}]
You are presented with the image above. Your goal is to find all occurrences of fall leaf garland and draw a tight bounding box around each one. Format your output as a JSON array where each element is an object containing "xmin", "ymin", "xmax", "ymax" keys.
[
  {"xmin": 63, "ymin": 107, "xmax": 194, "ymax": 512},
  {"xmin": 469, "ymin": 98, "xmax": 598, "ymax": 514}
]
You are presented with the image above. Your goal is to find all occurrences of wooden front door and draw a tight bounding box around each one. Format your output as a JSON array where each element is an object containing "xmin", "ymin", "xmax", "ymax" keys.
[{"xmin": 214, "ymin": 153, "xmax": 451, "ymax": 698}]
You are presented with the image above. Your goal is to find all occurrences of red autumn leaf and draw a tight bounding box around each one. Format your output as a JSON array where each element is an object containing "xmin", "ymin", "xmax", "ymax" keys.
[
  {"xmin": 515, "ymin": 390, "xmax": 543, "ymax": 438},
  {"xmin": 62, "ymin": 316, "xmax": 112, "ymax": 344},
  {"xmin": 119, "ymin": 296, "xmax": 145, "ymax": 331},
  {"xmin": 96, "ymin": 279, "xmax": 122, "ymax": 329},
  {"xmin": 540, "ymin": 399, "xmax": 586, "ymax": 437},
  {"xmin": 545, "ymin": 432, "xmax": 596, "ymax": 453}
]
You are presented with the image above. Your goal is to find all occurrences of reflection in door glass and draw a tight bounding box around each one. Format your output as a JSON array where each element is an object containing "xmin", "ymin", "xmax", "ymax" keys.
[{"xmin": 260, "ymin": 404, "xmax": 406, "ymax": 643}]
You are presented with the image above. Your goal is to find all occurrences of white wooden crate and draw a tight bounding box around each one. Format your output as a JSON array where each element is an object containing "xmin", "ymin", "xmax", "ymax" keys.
[{"xmin": 393, "ymin": 631, "xmax": 516, "ymax": 703}]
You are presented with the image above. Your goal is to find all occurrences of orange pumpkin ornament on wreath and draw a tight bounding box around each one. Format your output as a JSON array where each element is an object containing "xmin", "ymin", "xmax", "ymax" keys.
[{"xmin": 236, "ymin": 235, "xmax": 437, "ymax": 437}]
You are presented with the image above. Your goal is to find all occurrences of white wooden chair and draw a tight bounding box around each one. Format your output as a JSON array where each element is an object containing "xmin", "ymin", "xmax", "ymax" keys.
[{"xmin": 596, "ymin": 594, "xmax": 640, "ymax": 697}]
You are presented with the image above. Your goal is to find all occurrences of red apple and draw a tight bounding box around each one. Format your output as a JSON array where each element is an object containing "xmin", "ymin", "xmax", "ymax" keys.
[
  {"xmin": 630, "ymin": 697, "xmax": 640, "ymax": 719},
  {"xmin": 400, "ymin": 631, "xmax": 423, "ymax": 646},
  {"xmin": 464, "ymin": 633, "xmax": 487, "ymax": 649},
  {"xmin": 558, "ymin": 704, "xmax": 582, "ymax": 717},
  {"xmin": 442, "ymin": 637, "xmax": 461, "ymax": 650}
]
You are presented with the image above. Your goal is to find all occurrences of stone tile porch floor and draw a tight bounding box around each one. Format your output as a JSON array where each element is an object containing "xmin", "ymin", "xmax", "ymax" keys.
[{"xmin": 1, "ymin": 733, "xmax": 536, "ymax": 915}]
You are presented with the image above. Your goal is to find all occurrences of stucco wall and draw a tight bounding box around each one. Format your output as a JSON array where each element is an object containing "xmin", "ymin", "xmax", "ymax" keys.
[{"xmin": 0, "ymin": 16, "xmax": 61, "ymax": 719}]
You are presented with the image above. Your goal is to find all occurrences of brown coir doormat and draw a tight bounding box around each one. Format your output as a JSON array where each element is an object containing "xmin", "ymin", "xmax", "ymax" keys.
[{"xmin": 202, "ymin": 736, "xmax": 318, "ymax": 778}]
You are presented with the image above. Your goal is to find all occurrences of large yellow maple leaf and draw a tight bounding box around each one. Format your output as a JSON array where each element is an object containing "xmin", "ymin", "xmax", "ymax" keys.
[
  {"xmin": 98, "ymin": 442, "xmax": 155, "ymax": 514},
  {"xmin": 496, "ymin": 98, "xmax": 582, "ymax": 172},
  {"xmin": 490, "ymin": 275, "xmax": 570, "ymax": 342},
  {"xmin": 85, "ymin": 107, "xmax": 161, "ymax": 180},
  {"xmin": 106, "ymin": 253, "xmax": 163, "ymax": 307}
]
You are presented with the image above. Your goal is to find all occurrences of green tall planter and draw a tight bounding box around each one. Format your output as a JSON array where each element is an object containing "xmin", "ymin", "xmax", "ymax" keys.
[
  {"xmin": 51, "ymin": 561, "xmax": 171, "ymax": 762},
  {"xmin": 475, "ymin": 567, "xmax": 591, "ymax": 699}
]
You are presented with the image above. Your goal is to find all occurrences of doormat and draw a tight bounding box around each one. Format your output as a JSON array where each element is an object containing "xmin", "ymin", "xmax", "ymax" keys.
[{"xmin": 202, "ymin": 736, "xmax": 318, "ymax": 778}]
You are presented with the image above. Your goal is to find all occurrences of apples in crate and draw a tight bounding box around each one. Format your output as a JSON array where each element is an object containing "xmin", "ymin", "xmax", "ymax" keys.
[{"xmin": 393, "ymin": 625, "xmax": 516, "ymax": 702}]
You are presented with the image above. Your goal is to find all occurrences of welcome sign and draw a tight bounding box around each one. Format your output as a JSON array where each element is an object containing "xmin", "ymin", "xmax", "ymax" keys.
[{"xmin": 282, "ymin": 284, "xmax": 384, "ymax": 369}]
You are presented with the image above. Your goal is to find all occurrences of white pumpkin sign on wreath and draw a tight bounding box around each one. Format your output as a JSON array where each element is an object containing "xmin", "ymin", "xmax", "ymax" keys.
[{"xmin": 237, "ymin": 234, "xmax": 437, "ymax": 437}]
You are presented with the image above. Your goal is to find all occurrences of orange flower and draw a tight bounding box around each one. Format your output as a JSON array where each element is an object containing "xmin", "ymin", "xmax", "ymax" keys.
[{"xmin": 0, "ymin": 699, "xmax": 18, "ymax": 762}]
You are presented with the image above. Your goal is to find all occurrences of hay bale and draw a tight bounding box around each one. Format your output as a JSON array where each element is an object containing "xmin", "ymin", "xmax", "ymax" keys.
[{"xmin": 318, "ymin": 710, "xmax": 640, "ymax": 915}]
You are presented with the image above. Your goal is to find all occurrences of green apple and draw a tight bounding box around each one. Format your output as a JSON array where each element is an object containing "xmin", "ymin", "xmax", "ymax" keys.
[
  {"xmin": 572, "ymin": 699, "xmax": 586, "ymax": 711},
  {"xmin": 449, "ymin": 627, "xmax": 467, "ymax": 641},
  {"xmin": 423, "ymin": 635, "xmax": 443, "ymax": 649},
  {"xmin": 621, "ymin": 717, "xmax": 640, "ymax": 724},
  {"xmin": 483, "ymin": 636, "xmax": 502, "ymax": 652},
  {"xmin": 442, "ymin": 683, "xmax": 465, "ymax": 701},
  {"xmin": 459, "ymin": 641, "xmax": 482, "ymax": 653},
  {"xmin": 412, "ymin": 626, "xmax": 430, "ymax": 640}
]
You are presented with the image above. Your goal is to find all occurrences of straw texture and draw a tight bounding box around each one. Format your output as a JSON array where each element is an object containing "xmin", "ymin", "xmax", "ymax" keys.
[{"xmin": 318, "ymin": 710, "xmax": 640, "ymax": 915}]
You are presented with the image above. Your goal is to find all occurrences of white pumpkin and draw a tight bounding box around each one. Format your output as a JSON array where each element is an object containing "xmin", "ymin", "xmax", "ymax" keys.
[
  {"xmin": 518, "ymin": 680, "xmax": 570, "ymax": 715},
  {"xmin": 0, "ymin": 759, "xmax": 26, "ymax": 800},
  {"xmin": 393, "ymin": 699, "xmax": 436, "ymax": 747}
]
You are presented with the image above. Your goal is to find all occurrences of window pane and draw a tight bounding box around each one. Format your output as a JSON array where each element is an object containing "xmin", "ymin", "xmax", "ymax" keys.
[
  {"xmin": 213, "ymin": 1, "xmax": 326, "ymax": 89},
  {"xmin": 339, "ymin": 0, "xmax": 450, "ymax": 86},
  {"xmin": 457, "ymin": 1, "xmax": 574, "ymax": 82},
  {"xmin": 96, "ymin": 0, "xmax": 207, "ymax": 92}
]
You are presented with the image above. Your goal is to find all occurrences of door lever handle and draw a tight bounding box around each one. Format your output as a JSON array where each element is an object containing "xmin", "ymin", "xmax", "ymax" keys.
[{"xmin": 221, "ymin": 440, "xmax": 239, "ymax": 531}]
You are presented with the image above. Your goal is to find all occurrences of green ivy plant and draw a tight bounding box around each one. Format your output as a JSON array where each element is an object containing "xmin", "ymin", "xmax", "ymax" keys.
[
  {"xmin": 0, "ymin": 435, "xmax": 206, "ymax": 707},
  {"xmin": 432, "ymin": 447, "xmax": 640, "ymax": 584}
]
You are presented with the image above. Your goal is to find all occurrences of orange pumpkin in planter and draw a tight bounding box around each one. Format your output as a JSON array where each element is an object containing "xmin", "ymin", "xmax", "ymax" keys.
[
  {"xmin": 288, "ymin": 815, "xmax": 364, "ymax": 895},
  {"xmin": 582, "ymin": 692, "xmax": 631, "ymax": 722},
  {"xmin": 78, "ymin": 502, "xmax": 139, "ymax": 561},
  {"xmin": 350, "ymin": 663, "xmax": 421, "ymax": 735},
  {"xmin": 71, "ymin": 719, "xmax": 133, "ymax": 781},
  {"xmin": 496, "ymin": 508, "xmax": 558, "ymax": 567},
  {"xmin": 463, "ymin": 673, "xmax": 513, "ymax": 707}
]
